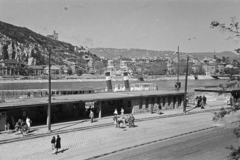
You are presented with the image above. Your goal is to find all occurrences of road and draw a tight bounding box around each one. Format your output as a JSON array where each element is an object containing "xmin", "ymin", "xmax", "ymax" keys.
[
  {"xmin": 97, "ymin": 125, "xmax": 238, "ymax": 160},
  {"xmin": 0, "ymin": 110, "xmax": 239, "ymax": 160}
]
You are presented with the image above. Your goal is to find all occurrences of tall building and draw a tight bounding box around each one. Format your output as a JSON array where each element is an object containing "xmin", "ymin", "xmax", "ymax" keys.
[{"xmin": 47, "ymin": 30, "xmax": 58, "ymax": 40}]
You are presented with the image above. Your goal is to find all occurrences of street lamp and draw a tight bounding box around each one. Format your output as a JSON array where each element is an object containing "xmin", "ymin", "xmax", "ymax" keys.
[
  {"xmin": 183, "ymin": 55, "xmax": 189, "ymax": 113},
  {"xmin": 47, "ymin": 48, "xmax": 52, "ymax": 132},
  {"xmin": 175, "ymin": 46, "xmax": 181, "ymax": 90}
]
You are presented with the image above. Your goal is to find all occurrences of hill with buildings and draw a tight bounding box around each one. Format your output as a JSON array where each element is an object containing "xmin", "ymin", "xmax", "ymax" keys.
[
  {"xmin": 89, "ymin": 48, "xmax": 238, "ymax": 60},
  {"xmin": 0, "ymin": 21, "xmax": 100, "ymax": 68}
]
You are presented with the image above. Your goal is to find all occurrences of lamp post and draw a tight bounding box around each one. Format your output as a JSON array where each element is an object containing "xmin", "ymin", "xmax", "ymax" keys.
[
  {"xmin": 183, "ymin": 55, "xmax": 189, "ymax": 113},
  {"xmin": 175, "ymin": 46, "xmax": 181, "ymax": 90},
  {"xmin": 177, "ymin": 46, "xmax": 179, "ymax": 83},
  {"xmin": 47, "ymin": 49, "xmax": 51, "ymax": 132}
]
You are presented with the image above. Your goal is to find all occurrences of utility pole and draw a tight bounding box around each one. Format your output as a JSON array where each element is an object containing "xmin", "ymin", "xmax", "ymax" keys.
[
  {"xmin": 47, "ymin": 49, "xmax": 51, "ymax": 132},
  {"xmin": 183, "ymin": 56, "xmax": 189, "ymax": 113},
  {"xmin": 175, "ymin": 46, "xmax": 181, "ymax": 90},
  {"xmin": 177, "ymin": 46, "xmax": 179, "ymax": 83}
]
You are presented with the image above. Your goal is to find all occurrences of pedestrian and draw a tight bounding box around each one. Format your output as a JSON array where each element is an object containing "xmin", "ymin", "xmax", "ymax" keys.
[
  {"xmin": 195, "ymin": 96, "xmax": 199, "ymax": 107},
  {"xmin": 51, "ymin": 136, "xmax": 56, "ymax": 153},
  {"xmin": 113, "ymin": 114, "xmax": 119, "ymax": 128},
  {"xmin": 157, "ymin": 104, "xmax": 163, "ymax": 114},
  {"xmin": 55, "ymin": 135, "xmax": 61, "ymax": 154},
  {"xmin": 89, "ymin": 110, "xmax": 94, "ymax": 123},
  {"xmin": 128, "ymin": 114, "xmax": 132, "ymax": 128},
  {"xmin": 197, "ymin": 96, "xmax": 202, "ymax": 108},
  {"xmin": 114, "ymin": 108, "xmax": 118, "ymax": 115},
  {"xmin": 130, "ymin": 114, "xmax": 135, "ymax": 127},
  {"xmin": 121, "ymin": 108, "xmax": 124, "ymax": 116},
  {"xmin": 26, "ymin": 117, "xmax": 31, "ymax": 132},
  {"xmin": 5, "ymin": 122, "xmax": 10, "ymax": 132},
  {"xmin": 203, "ymin": 95, "xmax": 207, "ymax": 106},
  {"xmin": 21, "ymin": 123, "xmax": 28, "ymax": 136}
]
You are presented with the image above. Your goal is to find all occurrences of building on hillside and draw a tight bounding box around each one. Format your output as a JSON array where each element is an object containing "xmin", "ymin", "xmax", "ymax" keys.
[
  {"xmin": 82, "ymin": 55, "xmax": 93, "ymax": 68},
  {"xmin": 47, "ymin": 30, "xmax": 58, "ymax": 40},
  {"xmin": 202, "ymin": 62, "xmax": 216, "ymax": 75},
  {"xmin": 0, "ymin": 59, "xmax": 26, "ymax": 76},
  {"xmin": 44, "ymin": 65, "xmax": 61, "ymax": 75},
  {"xmin": 60, "ymin": 65, "xmax": 68, "ymax": 74},
  {"xmin": 28, "ymin": 65, "xmax": 45, "ymax": 76}
]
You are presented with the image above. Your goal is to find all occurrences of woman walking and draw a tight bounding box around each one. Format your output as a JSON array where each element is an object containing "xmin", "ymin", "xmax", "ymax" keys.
[
  {"xmin": 55, "ymin": 135, "xmax": 61, "ymax": 154},
  {"xmin": 26, "ymin": 117, "xmax": 31, "ymax": 132},
  {"xmin": 51, "ymin": 136, "xmax": 56, "ymax": 154},
  {"xmin": 89, "ymin": 110, "xmax": 94, "ymax": 123}
]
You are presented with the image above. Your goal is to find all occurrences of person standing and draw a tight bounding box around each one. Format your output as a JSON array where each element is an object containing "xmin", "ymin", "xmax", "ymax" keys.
[
  {"xmin": 26, "ymin": 117, "xmax": 31, "ymax": 132},
  {"xmin": 113, "ymin": 114, "xmax": 119, "ymax": 128},
  {"xmin": 121, "ymin": 108, "xmax": 124, "ymax": 116},
  {"xmin": 55, "ymin": 135, "xmax": 61, "ymax": 154},
  {"xmin": 128, "ymin": 114, "xmax": 132, "ymax": 128},
  {"xmin": 51, "ymin": 136, "xmax": 56, "ymax": 154},
  {"xmin": 130, "ymin": 114, "xmax": 135, "ymax": 127},
  {"xmin": 89, "ymin": 110, "xmax": 94, "ymax": 123},
  {"xmin": 203, "ymin": 95, "xmax": 207, "ymax": 106},
  {"xmin": 114, "ymin": 108, "xmax": 118, "ymax": 115}
]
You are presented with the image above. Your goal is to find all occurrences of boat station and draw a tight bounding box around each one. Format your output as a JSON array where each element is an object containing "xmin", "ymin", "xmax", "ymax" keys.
[{"xmin": 0, "ymin": 73, "xmax": 186, "ymax": 131}]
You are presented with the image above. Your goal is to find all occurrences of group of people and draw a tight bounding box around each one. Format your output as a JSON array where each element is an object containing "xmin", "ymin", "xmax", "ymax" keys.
[
  {"xmin": 13, "ymin": 117, "xmax": 32, "ymax": 136},
  {"xmin": 113, "ymin": 108, "xmax": 135, "ymax": 128},
  {"xmin": 195, "ymin": 95, "xmax": 207, "ymax": 109},
  {"xmin": 51, "ymin": 135, "xmax": 61, "ymax": 154}
]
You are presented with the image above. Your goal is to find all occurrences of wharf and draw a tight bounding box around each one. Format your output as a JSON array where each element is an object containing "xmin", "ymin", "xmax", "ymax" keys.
[{"xmin": 0, "ymin": 90, "xmax": 184, "ymax": 109}]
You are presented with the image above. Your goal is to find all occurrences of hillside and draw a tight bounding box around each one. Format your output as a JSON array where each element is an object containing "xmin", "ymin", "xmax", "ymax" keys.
[
  {"xmin": 0, "ymin": 21, "xmax": 100, "ymax": 67},
  {"xmin": 89, "ymin": 48, "xmax": 238, "ymax": 60}
]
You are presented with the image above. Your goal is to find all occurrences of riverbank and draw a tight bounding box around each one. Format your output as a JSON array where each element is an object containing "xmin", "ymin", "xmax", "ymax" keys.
[{"xmin": 0, "ymin": 75, "xmax": 217, "ymax": 83}]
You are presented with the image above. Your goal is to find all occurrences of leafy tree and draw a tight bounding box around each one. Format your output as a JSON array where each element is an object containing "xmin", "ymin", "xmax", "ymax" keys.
[
  {"xmin": 224, "ymin": 68, "xmax": 239, "ymax": 76},
  {"xmin": 195, "ymin": 63, "xmax": 206, "ymax": 75},
  {"xmin": 211, "ymin": 17, "xmax": 240, "ymax": 159},
  {"xmin": 67, "ymin": 68, "xmax": 72, "ymax": 75}
]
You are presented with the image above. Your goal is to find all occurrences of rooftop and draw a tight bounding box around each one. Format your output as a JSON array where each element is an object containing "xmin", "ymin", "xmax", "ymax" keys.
[{"xmin": 0, "ymin": 90, "xmax": 184, "ymax": 109}]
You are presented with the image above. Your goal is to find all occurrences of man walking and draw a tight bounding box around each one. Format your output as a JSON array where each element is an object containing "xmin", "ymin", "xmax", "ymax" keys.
[{"xmin": 203, "ymin": 95, "xmax": 207, "ymax": 106}]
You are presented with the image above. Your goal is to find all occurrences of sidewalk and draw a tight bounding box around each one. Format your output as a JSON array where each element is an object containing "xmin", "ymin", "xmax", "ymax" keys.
[{"xmin": 0, "ymin": 101, "xmax": 227, "ymax": 143}]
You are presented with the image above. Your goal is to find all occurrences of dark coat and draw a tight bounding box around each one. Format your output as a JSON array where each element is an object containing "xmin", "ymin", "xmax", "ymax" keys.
[
  {"xmin": 56, "ymin": 137, "xmax": 61, "ymax": 149},
  {"xmin": 51, "ymin": 138, "xmax": 55, "ymax": 144}
]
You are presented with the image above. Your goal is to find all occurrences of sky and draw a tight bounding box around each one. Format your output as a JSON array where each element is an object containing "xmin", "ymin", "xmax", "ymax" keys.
[{"xmin": 1, "ymin": 0, "xmax": 240, "ymax": 53}]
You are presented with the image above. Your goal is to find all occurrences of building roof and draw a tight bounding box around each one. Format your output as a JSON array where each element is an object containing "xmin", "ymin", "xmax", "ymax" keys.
[
  {"xmin": 0, "ymin": 90, "xmax": 185, "ymax": 109},
  {"xmin": 28, "ymin": 65, "xmax": 45, "ymax": 69},
  {"xmin": 0, "ymin": 59, "xmax": 21, "ymax": 64}
]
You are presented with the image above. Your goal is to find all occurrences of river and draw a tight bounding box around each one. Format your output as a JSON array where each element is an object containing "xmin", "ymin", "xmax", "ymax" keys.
[{"xmin": 0, "ymin": 79, "xmax": 228, "ymax": 91}]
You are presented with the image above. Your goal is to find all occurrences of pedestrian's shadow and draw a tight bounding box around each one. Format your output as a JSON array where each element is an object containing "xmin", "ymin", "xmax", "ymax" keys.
[
  {"xmin": 185, "ymin": 107, "xmax": 197, "ymax": 113},
  {"xmin": 92, "ymin": 120, "xmax": 98, "ymax": 123},
  {"xmin": 59, "ymin": 148, "xmax": 69, "ymax": 153},
  {"xmin": 28, "ymin": 129, "xmax": 38, "ymax": 134}
]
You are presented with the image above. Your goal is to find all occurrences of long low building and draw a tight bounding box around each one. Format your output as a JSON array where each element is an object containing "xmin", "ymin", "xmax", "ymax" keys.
[{"xmin": 0, "ymin": 90, "xmax": 185, "ymax": 131}]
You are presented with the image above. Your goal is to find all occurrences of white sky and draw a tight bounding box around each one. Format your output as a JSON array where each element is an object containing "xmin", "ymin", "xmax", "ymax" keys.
[{"xmin": 1, "ymin": 0, "xmax": 240, "ymax": 52}]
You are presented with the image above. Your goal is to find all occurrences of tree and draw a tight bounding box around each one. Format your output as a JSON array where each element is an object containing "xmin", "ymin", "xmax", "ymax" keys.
[
  {"xmin": 211, "ymin": 17, "xmax": 240, "ymax": 159},
  {"xmin": 67, "ymin": 68, "xmax": 72, "ymax": 75}
]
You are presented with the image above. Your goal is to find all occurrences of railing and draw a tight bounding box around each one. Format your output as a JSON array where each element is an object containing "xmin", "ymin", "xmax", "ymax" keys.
[{"xmin": 0, "ymin": 88, "xmax": 95, "ymax": 103}]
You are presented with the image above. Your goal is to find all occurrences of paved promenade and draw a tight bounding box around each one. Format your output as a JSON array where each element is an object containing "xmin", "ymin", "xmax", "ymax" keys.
[{"xmin": 0, "ymin": 101, "xmax": 234, "ymax": 160}]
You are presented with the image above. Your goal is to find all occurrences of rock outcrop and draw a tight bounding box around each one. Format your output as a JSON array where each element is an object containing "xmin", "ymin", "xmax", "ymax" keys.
[{"xmin": 0, "ymin": 21, "xmax": 101, "ymax": 66}]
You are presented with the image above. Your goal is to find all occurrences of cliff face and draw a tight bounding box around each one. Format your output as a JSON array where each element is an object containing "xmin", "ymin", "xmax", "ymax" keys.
[
  {"xmin": 0, "ymin": 21, "xmax": 99, "ymax": 66},
  {"xmin": 0, "ymin": 37, "xmax": 46, "ymax": 65}
]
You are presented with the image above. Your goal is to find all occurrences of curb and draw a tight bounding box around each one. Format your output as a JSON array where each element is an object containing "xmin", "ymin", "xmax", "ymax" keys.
[{"xmin": 85, "ymin": 120, "xmax": 240, "ymax": 160}]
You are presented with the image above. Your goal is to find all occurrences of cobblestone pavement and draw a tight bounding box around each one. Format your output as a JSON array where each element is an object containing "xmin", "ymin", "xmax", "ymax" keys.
[{"xmin": 1, "ymin": 106, "xmax": 239, "ymax": 160}]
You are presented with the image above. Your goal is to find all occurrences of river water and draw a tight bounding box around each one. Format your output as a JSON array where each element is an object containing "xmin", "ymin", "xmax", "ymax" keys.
[{"xmin": 0, "ymin": 79, "xmax": 228, "ymax": 91}]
